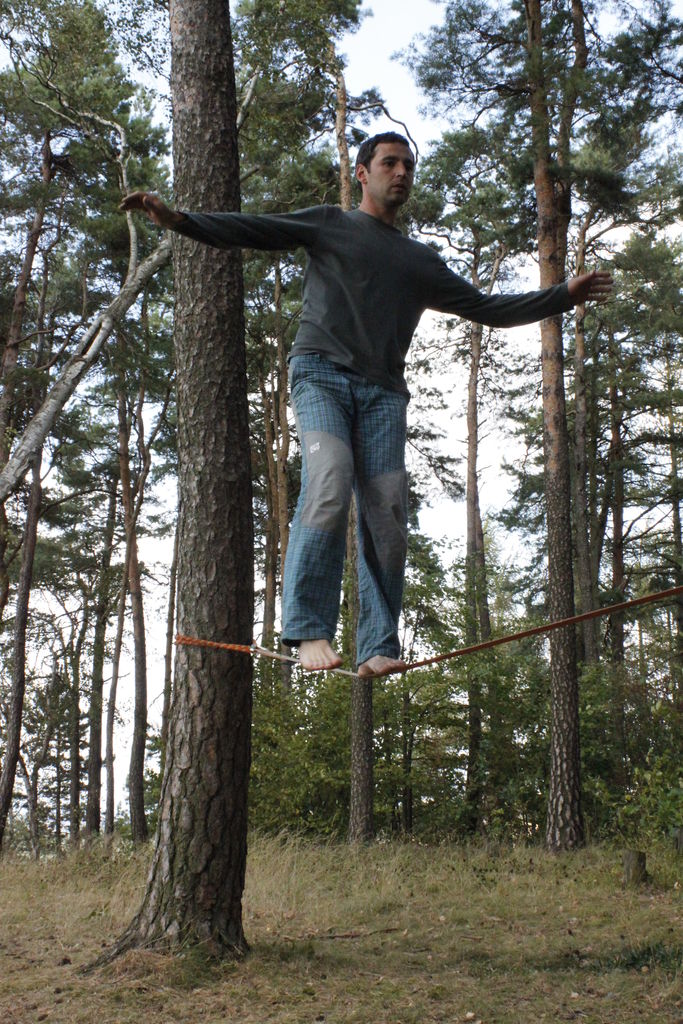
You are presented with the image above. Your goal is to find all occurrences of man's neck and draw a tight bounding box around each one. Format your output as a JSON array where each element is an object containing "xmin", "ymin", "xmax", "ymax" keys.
[{"xmin": 358, "ymin": 196, "xmax": 399, "ymax": 227}]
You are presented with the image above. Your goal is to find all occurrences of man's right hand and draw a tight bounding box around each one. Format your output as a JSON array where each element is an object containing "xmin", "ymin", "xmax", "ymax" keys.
[{"xmin": 118, "ymin": 192, "xmax": 186, "ymax": 230}]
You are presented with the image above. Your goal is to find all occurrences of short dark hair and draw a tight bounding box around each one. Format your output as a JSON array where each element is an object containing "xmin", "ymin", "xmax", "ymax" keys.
[{"xmin": 355, "ymin": 132, "xmax": 414, "ymax": 170}]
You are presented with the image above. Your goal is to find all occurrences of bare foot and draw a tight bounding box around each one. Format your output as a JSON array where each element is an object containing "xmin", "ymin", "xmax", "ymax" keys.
[
  {"xmin": 298, "ymin": 639, "xmax": 343, "ymax": 671},
  {"xmin": 357, "ymin": 655, "xmax": 407, "ymax": 678}
]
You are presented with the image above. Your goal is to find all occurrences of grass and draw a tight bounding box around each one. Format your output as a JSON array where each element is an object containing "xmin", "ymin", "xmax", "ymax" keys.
[{"xmin": 0, "ymin": 834, "xmax": 681, "ymax": 1023}]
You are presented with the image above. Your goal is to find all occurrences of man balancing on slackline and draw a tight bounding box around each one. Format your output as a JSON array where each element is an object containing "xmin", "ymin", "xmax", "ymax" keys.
[{"xmin": 120, "ymin": 131, "xmax": 612, "ymax": 679}]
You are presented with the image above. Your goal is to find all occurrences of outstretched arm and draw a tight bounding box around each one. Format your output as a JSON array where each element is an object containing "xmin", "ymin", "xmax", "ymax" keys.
[
  {"xmin": 567, "ymin": 270, "xmax": 613, "ymax": 305},
  {"xmin": 120, "ymin": 193, "xmax": 327, "ymax": 252},
  {"xmin": 119, "ymin": 192, "xmax": 187, "ymax": 230}
]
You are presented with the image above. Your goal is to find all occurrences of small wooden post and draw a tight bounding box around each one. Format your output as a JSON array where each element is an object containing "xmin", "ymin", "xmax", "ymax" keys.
[{"xmin": 622, "ymin": 849, "xmax": 647, "ymax": 886}]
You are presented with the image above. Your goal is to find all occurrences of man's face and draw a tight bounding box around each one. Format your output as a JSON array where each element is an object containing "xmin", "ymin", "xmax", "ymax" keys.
[{"xmin": 356, "ymin": 142, "xmax": 415, "ymax": 210}]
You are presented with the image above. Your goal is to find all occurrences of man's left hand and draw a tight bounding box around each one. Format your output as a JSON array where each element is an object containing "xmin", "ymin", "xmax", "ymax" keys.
[{"xmin": 567, "ymin": 270, "xmax": 613, "ymax": 305}]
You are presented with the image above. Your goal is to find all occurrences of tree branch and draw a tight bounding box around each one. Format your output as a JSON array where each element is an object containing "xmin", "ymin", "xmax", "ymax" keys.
[{"xmin": 0, "ymin": 238, "xmax": 172, "ymax": 502}]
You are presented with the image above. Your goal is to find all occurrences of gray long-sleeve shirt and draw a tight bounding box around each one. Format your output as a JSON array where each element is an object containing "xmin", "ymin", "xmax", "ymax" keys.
[{"xmin": 176, "ymin": 204, "xmax": 573, "ymax": 394}]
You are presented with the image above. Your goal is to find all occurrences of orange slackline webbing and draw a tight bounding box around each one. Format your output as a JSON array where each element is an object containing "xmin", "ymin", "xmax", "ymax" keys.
[
  {"xmin": 403, "ymin": 584, "xmax": 683, "ymax": 671},
  {"xmin": 174, "ymin": 634, "xmax": 359, "ymax": 678},
  {"xmin": 175, "ymin": 585, "xmax": 683, "ymax": 677}
]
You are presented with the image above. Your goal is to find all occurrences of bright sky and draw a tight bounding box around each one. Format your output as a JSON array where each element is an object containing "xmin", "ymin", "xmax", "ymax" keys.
[{"xmin": 339, "ymin": 0, "xmax": 446, "ymax": 154}]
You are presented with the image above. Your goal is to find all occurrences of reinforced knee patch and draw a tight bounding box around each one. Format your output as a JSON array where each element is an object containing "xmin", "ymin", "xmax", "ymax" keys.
[
  {"xmin": 360, "ymin": 469, "xmax": 408, "ymax": 569},
  {"xmin": 301, "ymin": 431, "xmax": 354, "ymax": 536}
]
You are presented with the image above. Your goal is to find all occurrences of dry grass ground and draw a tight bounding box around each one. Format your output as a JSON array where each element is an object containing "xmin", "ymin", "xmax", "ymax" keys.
[{"xmin": 0, "ymin": 834, "xmax": 680, "ymax": 1024}]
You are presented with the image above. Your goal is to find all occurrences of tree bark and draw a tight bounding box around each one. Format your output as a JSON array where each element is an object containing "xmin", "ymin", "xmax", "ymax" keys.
[
  {"xmin": 335, "ymin": 63, "xmax": 353, "ymax": 213},
  {"xmin": 463, "ymin": 319, "xmax": 486, "ymax": 834},
  {"xmin": 622, "ymin": 849, "xmax": 647, "ymax": 886},
  {"xmin": 608, "ymin": 331, "xmax": 625, "ymax": 665},
  {"xmin": 117, "ymin": 389, "xmax": 148, "ymax": 843},
  {"xmin": 0, "ymin": 239, "xmax": 171, "ymax": 504},
  {"xmin": 0, "ymin": 134, "xmax": 52, "ymax": 634},
  {"xmin": 109, "ymin": 0, "xmax": 253, "ymax": 956},
  {"xmin": 348, "ymin": 675, "xmax": 374, "ymax": 842},
  {"xmin": 524, "ymin": 0, "xmax": 584, "ymax": 850},
  {"xmin": 67, "ymin": 608, "xmax": 89, "ymax": 845},
  {"xmin": 0, "ymin": 456, "xmax": 42, "ymax": 851},
  {"xmin": 572, "ymin": 218, "xmax": 600, "ymax": 663},
  {"xmin": 104, "ymin": 554, "xmax": 129, "ymax": 836},
  {"xmin": 463, "ymin": 249, "xmax": 498, "ymax": 834},
  {"xmin": 161, "ymin": 513, "xmax": 180, "ymax": 776},
  {"xmin": 0, "ymin": 133, "xmax": 52, "ymax": 459},
  {"xmin": 85, "ymin": 479, "xmax": 118, "ymax": 835}
]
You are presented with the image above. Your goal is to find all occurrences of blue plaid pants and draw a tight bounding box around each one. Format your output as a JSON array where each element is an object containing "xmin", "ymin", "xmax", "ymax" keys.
[{"xmin": 281, "ymin": 354, "xmax": 409, "ymax": 666}]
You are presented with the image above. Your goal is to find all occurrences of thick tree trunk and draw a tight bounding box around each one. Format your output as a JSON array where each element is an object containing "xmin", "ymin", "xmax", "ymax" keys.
[
  {"xmin": 109, "ymin": 0, "xmax": 253, "ymax": 956},
  {"xmin": 525, "ymin": 0, "xmax": 583, "ymax": 851},
  {"xmin": 0, "ymin": 457, "xmax": 42, "ymax": 851},
  {"xmin": 85, "ymin": 480, "xmax": 118, "ymax": 835}
]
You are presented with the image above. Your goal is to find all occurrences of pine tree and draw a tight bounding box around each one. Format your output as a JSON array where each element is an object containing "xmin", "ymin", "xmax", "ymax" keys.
[{"xmin": 110, "ymin": 0, "xmax": 253, "ymax": 955}]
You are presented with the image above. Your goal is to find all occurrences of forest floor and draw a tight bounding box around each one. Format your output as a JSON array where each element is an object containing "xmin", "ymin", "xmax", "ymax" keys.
[{"xmin": 0, "ymin": 833, "xmax": 680, "ymax": 1024}]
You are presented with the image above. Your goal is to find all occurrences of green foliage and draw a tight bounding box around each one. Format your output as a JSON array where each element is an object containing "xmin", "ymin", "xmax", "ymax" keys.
[
  {"xmin": 250, "ymin": 663, "xmax": 351, "ymax": 834},
  {"xmin": 617, "ymin": 753, "xmax": 683, "ymax": 844},
  {"xmin": 234, "ymin": 0, "xmax": 363, "ymax": 168}
]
